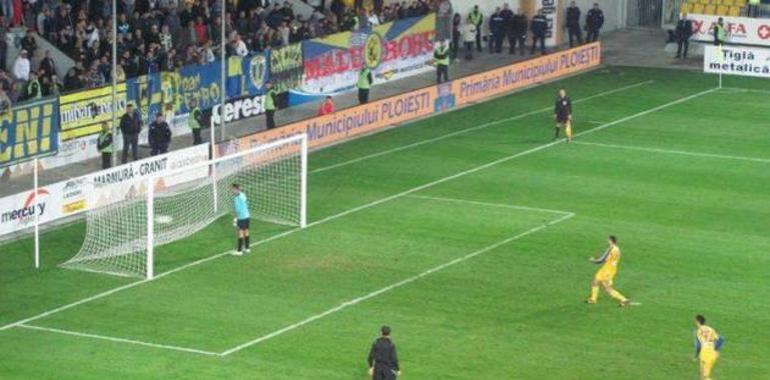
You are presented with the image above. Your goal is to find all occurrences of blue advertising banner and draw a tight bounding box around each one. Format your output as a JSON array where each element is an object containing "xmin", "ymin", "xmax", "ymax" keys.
[{"xmin": 0, "ymin": 97, "xmax": 59, "ymax": 167}]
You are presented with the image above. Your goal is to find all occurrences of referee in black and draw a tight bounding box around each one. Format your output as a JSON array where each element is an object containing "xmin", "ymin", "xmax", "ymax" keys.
[
  {"xmin": 554, "ymin": 88, "xmax": 573, "ymax": 142},
  {"xmin": 367, "ymin": 325, "xmax": 400, "ymax": 380}
]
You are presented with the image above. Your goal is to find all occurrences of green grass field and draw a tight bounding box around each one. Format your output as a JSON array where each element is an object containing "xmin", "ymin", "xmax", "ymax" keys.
[{"xmin": 1, "ymin": 66, "xmax": 769, "ymax": 379}]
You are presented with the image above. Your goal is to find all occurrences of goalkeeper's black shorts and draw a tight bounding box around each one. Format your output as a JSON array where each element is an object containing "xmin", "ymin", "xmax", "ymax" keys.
[{"xmin": 236, "ymin": 218, "xmax": 250, "ymax": 230}]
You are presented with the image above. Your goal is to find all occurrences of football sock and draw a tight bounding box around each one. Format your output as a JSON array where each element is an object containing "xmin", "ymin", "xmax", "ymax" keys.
[
  {"xmin": 237, "ymin": 238, "xmax": 243, "ymax": 252},
  {"xmin": 245, "ymin": 236, "xmax": 250, "ymax": 249},
  {"xmin": 589, "ymin": 286, "xmax": 599, "ymax": 302},
  {"xmin": 608, "ymin": 289, "xmax": 627, "ymax": 302}
]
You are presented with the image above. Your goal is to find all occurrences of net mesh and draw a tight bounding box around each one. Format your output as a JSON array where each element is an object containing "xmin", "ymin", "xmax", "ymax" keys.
[{"xmin": 61, "ymin": 136, "xmax": 305, "ymax": 278}]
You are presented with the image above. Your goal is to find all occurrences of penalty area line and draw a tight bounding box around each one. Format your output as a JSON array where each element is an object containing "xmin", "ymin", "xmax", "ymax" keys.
[
  {"xmin": 18, "ymin": 324, "xmax": 221, "ymax": 356},
  {"xmin": 219, "ymin": 212, "xmax": 575, "ymax": 356},
  {"xmin": 574, "ymin": 141, "xmax": 770, "ymax": 164},
  {"xmin": 405, "ymin": 194, "xmax": 574, "ymax": 216}
]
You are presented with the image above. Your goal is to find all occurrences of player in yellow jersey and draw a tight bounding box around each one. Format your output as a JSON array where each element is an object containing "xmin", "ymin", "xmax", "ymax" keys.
[
  {"xmin": 585, "ymin": 235, "xmax": 631, "ymax": 307},
  {"xmin": 694, "ymin": 315, "xmax": 724, "ymax": 380}
]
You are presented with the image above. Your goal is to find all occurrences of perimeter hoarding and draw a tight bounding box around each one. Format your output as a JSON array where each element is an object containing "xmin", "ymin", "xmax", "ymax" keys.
[
  {"xmin": 219, "ymin": 43, "xmax": 601, "ymax": 157},
  {"xmin": 704, "ymin": 44, "xmax": 770, "ymax": 78},
  {"xmin": 0, "ymin": 143, "xmax": 209, "ymax": 236},
  {"xmin": 689, "ymin": 14, "xmax": 770, "ymax": 47}
]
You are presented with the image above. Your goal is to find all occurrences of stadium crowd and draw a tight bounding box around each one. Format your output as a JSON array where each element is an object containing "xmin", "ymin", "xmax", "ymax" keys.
[{"xmin": 0, "ymin": 0, "xmax": 437, "ymax": 107}]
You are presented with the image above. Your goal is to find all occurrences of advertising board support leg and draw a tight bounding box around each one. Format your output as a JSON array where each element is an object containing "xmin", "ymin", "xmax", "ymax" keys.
[{"xmin": 33, "ymin": 157, "xmax": 40, "ymax": 269}]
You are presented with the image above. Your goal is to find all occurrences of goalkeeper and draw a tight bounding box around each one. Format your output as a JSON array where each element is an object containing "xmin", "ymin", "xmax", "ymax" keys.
[{"xmin": 232, "ymin": 183, "xmax": 250, "ymax": 256}]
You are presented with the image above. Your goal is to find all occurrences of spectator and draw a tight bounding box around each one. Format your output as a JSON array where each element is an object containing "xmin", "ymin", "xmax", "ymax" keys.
[
  {"xmin": 356, "ymin": 66, "xmax": 372, "ymax": 104},
  {"xmin": 119, "ymin": 103, "xmax": 141, "ymax": 163},
  {"xmin": 566, "ymin": 1, "xmax": 582, "ymax": 47},
  {"xmin": 13, "ymin": 50, "xmax": 31, "ymax": 82},
  {"xmin": 39, "ymin": 50, "xmax": 56, "ymax": 79},
  {"xmin": 585, "ymin": 2, "xmax": 604, "ymax": 42},
  {"xmin": 0, "ymin": 29, "xmax": 6, "ymax": 71},
  {"xmin": 451, "ymin": 12, "xmax": 461, "ymax": 60},
  {"xmin": 468, "ymin": 5, "xmax": 483, "ymax": 53},
  {"xmin": 264, "ymin": 81, "xmax": 277, "ymax": 129},
  {"xmin": 41, "ymin": 74, "xmax": 60, "ymax": 96},
  {"xmin": 149, "ymin": 113, "xmax": 172, "ymax": 156},
  {"xmin": 462, "ymin": 15, "xmax": 477, "ymax": 60},
  {"xmin": 21, "ymin": 30, "xmax": 38, "ymax": 56},
  {"xmin": 0, "ymin": 87, "xmax": 11, "ymax": 114},
  {"xmin": 530, "ymin": 9, "xmax": 547, "ymax": 55},
  {"xmin": 97, "ymin": 122, "xmax": 113, "ymax": 169},
  {"xmin": 63, "ymin": 67, "xmax": 82, "ymax": 91},
  {"xmin": 317, "ymin": 95, "xmax": 335, "ymax": 116},
  {"xmin": 24, "ymin": 71, "xmax": 42, "ymax": 100},
  {"xmin": 675, "ymin": 14, "xmax": 693, "ymax": 59}
]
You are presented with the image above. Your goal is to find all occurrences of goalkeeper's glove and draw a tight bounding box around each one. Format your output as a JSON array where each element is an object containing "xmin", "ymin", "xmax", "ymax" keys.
[{"xmin": 232, "ymin": 218, "xmax": 237, "ymax": 227}]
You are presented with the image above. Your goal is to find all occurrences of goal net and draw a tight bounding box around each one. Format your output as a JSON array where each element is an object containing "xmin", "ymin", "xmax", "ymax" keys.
[{"xmin": 61, "ymin": 134, "xmax": 307, "ymax": 279}]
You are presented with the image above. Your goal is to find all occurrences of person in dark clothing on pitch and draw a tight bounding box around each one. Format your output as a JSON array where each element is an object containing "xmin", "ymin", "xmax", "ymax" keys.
[
  {"xmin": 530, "ymin": 9, "xmax": 548, "ymax": 55},
  {"xmin": 566, "ymin": 1, "xmax": 582, "ymax": 47},
  {"xmin": 367, "ymin": 325, "xmax": 400, "ymax": 380},
  {"xmin": 675, "ymin": 14, "xmax": 693, "ymax": 59}
]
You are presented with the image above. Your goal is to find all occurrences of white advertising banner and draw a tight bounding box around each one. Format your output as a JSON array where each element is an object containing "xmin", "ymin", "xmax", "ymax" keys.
[
  {"xmin": 0, "ymin": 143, "xmax": 210, "ymax": 236},
  {"xmin": 689, "ymin": 14, "xmax": 770, "ymax": 47},
  {"xmin": 703, "ymin": 45, "xmax": 770, "ymax": 78}
]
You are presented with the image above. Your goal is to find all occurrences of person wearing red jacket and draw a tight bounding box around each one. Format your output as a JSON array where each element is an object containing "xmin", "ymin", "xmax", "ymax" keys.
[{"xmin": 318, "ymin": 96, "xmax": 335, "ymax": 116}]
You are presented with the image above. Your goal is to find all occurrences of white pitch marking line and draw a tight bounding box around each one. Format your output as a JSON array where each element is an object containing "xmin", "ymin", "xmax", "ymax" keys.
[
  {"xmin": 574, "ymin": 141, "xmax": 770, "ymax": 164},
  {"xmin": 18, "ymin": 324, "xmax": 221, "ymax": 357},
  {"xmin": 405, "ymin": 194, "xmax": 574, "ymax": 216},
  {"xmin": 719, "ymin": 87, "xmax": 770, "ymax": 95},
  {"xmin": 219, "ymin": 212, "xmax": 575, "ymax": 356},
  {"xmin": 1, "ymin": 85, "xmax": 712, "ymax": 333},
  {"xmin": 310, "ymin": 80, "xmax": 654, "ymax": 174}
]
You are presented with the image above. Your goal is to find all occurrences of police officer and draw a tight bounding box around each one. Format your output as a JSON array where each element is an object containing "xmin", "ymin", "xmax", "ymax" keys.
[
  {"xmin": 434, "ymin": 40, "xmax": 450, "ymax": 84},
  {"xmin": 148, "ymin": 112, "xmax": 172, "ymax": 156},
  {"xmin": 566, "ymin": 1, "xmax": 582, "ymax": 47},
  {"xmin": 357, "ymin": 66, "xmax": 373, "ymax": 104},
  {"xmin": 585, "ymin": 3, "xmax": 604, "ymax": 42},
  {"xmin": 675, "ymin": 14, "xmax": 693, "ymax": 59},
  {"xmin": 489, "ymin": 7, "xmax": 504, "ymax": 54},
  {"xmin": 500, "ymin": 4, "xmax": 515, "ymax": 54},
  {"xmin": 714, "ymin": 17, "xmax": 726, "ymax": 46},
  {"xmin": 264, "ymin": 81, "xmax": 277, "ymax": 129},
  {"xmin": 511, "ymin": 9, "xmax": 528, "ymax": 55},
  {"xmin": 469, "ymin": 5, "xmax": 483, "ymax": 52},
  {"xmin": 97, "ymin": 122, "xmax": 113, "ymax": 169},
  {"xmin": 367, "ymin": 325, "xmax": 400, "ymax": 380},
  {"xmin": 530, "ymin": 9, "xmax": 548, "ymax": 55},
  {"xmin": 188, "ymin": 99, "xmax": 203, "ymax": 145}
]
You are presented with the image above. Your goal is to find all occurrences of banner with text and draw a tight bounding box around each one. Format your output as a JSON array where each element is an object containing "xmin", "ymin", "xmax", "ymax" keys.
[
  {"xmin": 300, "ymin": 13, "xmax": 436, "ymax": 96},
  {"xmin": 704, "ymin": 44, "xmax": 770, "ymax": 77},
  {"xmin": 0, "ymin": 98, "xmax": 59, "ymax": 168},
  {"xmin": 0, "ymin": 143, "xmax": 209, "ymax": 236},
  {"xmin": 689, "ymin": 14, "xmax": 770, "ymax": 47}
]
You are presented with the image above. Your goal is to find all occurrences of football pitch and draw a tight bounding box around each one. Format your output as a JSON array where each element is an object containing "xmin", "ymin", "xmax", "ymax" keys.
[{"xmin": 1, "ymin": 66, "xmax": 769, "ymax": 379}]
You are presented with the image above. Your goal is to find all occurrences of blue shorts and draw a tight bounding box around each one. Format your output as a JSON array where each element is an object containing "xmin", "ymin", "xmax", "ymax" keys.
[{"xmin": 236, "ymin": 218, "xmax": 250, "ymax": 230}]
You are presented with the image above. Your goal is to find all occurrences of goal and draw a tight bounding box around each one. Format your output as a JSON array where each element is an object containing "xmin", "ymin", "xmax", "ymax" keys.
[{"xmin": 61, "ymin": 134, "xmax": 308, "ymax": 279}]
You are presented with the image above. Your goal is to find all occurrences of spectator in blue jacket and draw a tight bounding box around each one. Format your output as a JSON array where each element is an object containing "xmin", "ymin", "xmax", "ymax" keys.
[
  {"xmin": 148, "ymin": 112, "xmax": 172, "ymax": 156},
  {"xmin": 489, "ymin": 7, "xmax": 504, "ymax": 54}
]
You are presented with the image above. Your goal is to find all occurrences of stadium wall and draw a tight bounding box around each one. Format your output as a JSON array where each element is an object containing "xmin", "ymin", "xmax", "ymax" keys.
[{"xmin": 217, "ymin": 42, "xmax": 601, "ymax": 157}]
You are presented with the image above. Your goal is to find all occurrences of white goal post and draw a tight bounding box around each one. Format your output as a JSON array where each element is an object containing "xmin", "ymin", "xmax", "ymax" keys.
[{"xmin": 61, "ymin": 134, "xmax": 308, "ymax": 279}]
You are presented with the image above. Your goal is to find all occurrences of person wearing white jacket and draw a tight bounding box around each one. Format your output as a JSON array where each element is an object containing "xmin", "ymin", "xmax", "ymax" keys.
[
  {"xmin": 13, "ymin": 50, "xmax": 30, "ymax": 82},
  {"xmin": 462, "ymin": 17, "xmax": 477, "ymax": 60}
]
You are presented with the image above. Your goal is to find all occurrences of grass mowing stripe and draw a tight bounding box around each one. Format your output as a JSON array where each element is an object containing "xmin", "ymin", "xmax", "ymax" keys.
[
  {"xmin": 310, "ymin": 80, "xmax": 654, "ymax": 174},
  {"xmin": 219, "ymin": 212, "xmax": 575, "ymax": 356},
  {"xmin": 18, "ymin": 324, "xmax": 221, "ymax": 356},
  {"xmin": 574, "ymin": 141, "xmax": 770, "ymax": 163},
  {"xmin": 1, "ymin": 84, "xmax": 711, "ymax": 335}
]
